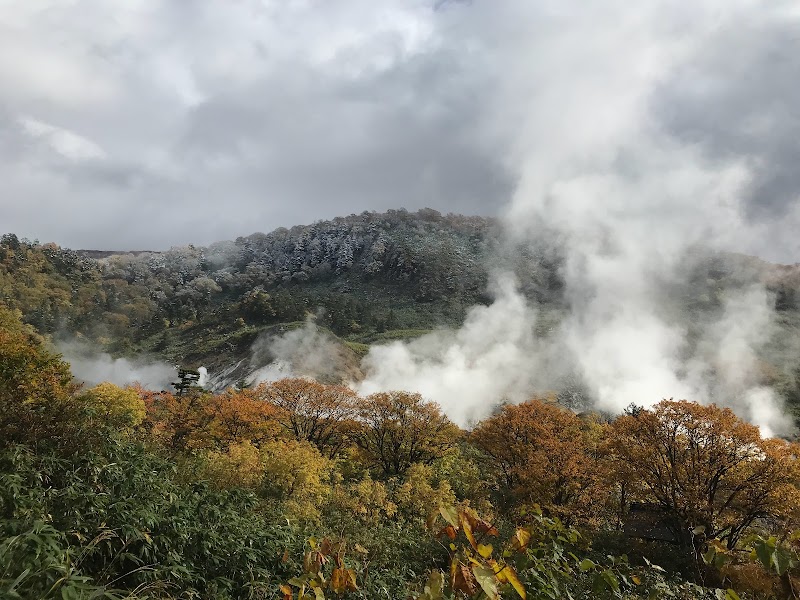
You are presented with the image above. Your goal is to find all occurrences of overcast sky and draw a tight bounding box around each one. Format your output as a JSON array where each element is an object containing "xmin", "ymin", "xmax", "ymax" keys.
[{"xmin": 1, "ymin": 1, "xmax": 798, "ymax": 259}]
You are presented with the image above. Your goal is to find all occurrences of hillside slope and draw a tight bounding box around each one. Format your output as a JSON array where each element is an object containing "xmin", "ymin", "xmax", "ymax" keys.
[{"xmin": 2, "ymin": 208, "xmax": 799, "ymax": 418}]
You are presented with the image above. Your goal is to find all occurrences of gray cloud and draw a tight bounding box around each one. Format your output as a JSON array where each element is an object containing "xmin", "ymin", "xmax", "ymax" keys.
[
  {"xmin": 0, "ymin": 1, "xmax": 509, "ymax": 249},
  {"xmin": 0, "ymin": 1, "xmax": 798, "ymax": 260},
  {"xmin": 655, "ymin": 13, "xmax": 800, "ymax": 222}
]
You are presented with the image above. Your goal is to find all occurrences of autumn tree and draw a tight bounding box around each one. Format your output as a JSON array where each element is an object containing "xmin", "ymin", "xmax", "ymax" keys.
[
  {"xmin": 201, "ymin": 441, "xmax": 265, "ymax": 489},
  {"xmin": 0, "ymin": 304, "xmax": 85, "ymax": 451},
  {"xmin": 260, "ymin": 439, "xmax": 335, "ymax": 523},
  {"xmin": 608, "ymin": 399, "xmax": 800, "ymax": 549},
  {"xmin": 470, "ymin": 398, "xmax": 609, "ymax": 525},
  {"xmin": 204, "ymin": 388, "xmax": 280, "ymax": 449},
  {"xmin": 327, "ymin": 475, "xmax": 398, "ymax": 526},
  {"xmin": 138, "ymin": 387, "xmax": 214, "ymax": 452},
  {"xmin": 353, "ymin": 391, "xmax": 461, "ymax": 477},
  {"xmin": 81, "ymin": 381, "xmax": 146, "ymax": 431},
  {"xmin": 257, "ymin": 378, "xmax": 359, "ymax": 458},
  {"xmin": 394, "ymin": 463, "xmax": 456, "ymax": 519}
]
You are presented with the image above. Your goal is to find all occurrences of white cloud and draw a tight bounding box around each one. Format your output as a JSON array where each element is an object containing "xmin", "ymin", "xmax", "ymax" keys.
[{"xmin": 19, "ymin": 116, "xmax": 106, "ymax": 161}]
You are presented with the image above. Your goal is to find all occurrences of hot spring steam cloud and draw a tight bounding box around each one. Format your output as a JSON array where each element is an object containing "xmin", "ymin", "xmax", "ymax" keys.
[{"xmin": 357, "ymin": 1, "xmax": 799, "ymax": 436}]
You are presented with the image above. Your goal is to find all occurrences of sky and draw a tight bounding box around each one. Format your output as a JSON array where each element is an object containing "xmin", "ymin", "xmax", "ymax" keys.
[{"xmin": 1, "ymin": 0, "xmax": 799, "ymax": 259}]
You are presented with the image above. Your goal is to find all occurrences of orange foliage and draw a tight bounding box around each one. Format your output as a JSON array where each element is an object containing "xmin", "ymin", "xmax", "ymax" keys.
[
  {"xmin": 470, "ymin": 398, "xmax": 609, "ymax": 525},
  {"xmin": 137, "ymin": 387, "xmax": 213, "ymax": 451},
  {"xmin": 204, "ymin": 389, "xmax": 280, "ymax": 448},
  {"xmin": 608, "ymin": 399, "xmax": 800, "ymax": 548},
  {"xmin": 256, "ymin": 378, "xmax": 359, "ymax": 458},
  {"xmin": 353, "ymin": 391, "xmax": 461, "ymax": 477},
  {"xmin": 138, "ymin": 384, "xmax": 282, "ymax": 451}
]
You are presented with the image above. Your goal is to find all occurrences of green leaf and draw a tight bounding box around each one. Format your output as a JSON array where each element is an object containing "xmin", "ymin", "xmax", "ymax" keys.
[
  {"xmin": 601, "ymin": 570, "xmax": 620, "ymax": 593},
  {"xmin": 773, "ymin": 548, "xmax": 793, "ymax": 576},
  {"xmin": 725, "ymin": 589, "xmax": 742, "ymax": 600},
  {"xmin": 8, "ymin": 568, "xmax": 31, "ymax": 591},
  {"xmin": 754, "ymin": 541, "xmax": 773, "ymax": 570},
  {"xmin": 472, "ymin": 564, "xmax": 499, "ymax": 599},
  {"xmin": 440, "ymin": 506, "xmax": 459, "ymax": 528},
  {"xmin": 579, "ymin": 559, "xmax": 596, "ymax": 572}
]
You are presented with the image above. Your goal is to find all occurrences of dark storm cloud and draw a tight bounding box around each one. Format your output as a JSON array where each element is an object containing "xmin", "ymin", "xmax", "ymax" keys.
[{"xmin": 655, "ymin": 14, "xmax": 800, "ymax": 220}]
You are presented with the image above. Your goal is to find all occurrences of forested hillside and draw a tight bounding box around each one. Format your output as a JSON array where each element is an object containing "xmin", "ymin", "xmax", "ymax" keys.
[
  {"xmin": 2, "ymin": 208, "xmax": 800, "ymax": 413},
  {"xmin": 1, "ymin": 210, "xmax": 495, "ymax": 352}
]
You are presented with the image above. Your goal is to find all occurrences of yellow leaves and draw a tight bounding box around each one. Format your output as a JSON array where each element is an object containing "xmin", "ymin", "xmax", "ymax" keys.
[
  {"xmin": 498, "ymin": 563, "xmax": 526, "ymax": 599},
  {"xmin": 261, "ymin": 440, "xmax": 335, "ymax": 523},
  {"xmin": 328, "ymin": 475, "xmax": 396, "ymax": 525},
  {"xmin": 329, "ymin": 567, "xmax": 357, "ymax": 594},
  {"xmin": 0, "ymin": 304, "xmax": 86, "ymax": 449},
  {"xmin": 429, "ymin": 505, "xmax": 528, "ymax": 600},
  {"xmin": 463, "ymin": 507, "xmax": 499, "ymax": 537},
  {"xmin": 201, "ymin": 441, "xmax": 264, "ymax": 489},
  {"xmin": 461, "ymin": 512, "xmax": 477, "ymax": 549},
  {"xmin": 511, "ymin": 528, "xmax": 531, "ymax": 552},
  {"xmin": 83, "ymin": 381, "xmax": 146, "ymax": 430},
  {"xmin": 395, "ymin": 463, "xmax": 456, "ymax": 518},
  {"xmin": 454, "ymin": 506, "xmax": 500, "ymax": 551}
]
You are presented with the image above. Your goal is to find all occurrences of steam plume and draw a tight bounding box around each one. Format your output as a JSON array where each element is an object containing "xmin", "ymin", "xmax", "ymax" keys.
[
  {"xmin": 249, "ymin": 318, "xmax": 362, "ymax": 385},
  {"xmin": 357, "ymin": 274, "xmax": 541, "ymax": 425},
  {"xmin": 357, "ymin": 1, "xmax": 796, "ymax": 435},
  {"xmin": 59, "ymin": 342, "xmax": 175, "ymax": 391}
]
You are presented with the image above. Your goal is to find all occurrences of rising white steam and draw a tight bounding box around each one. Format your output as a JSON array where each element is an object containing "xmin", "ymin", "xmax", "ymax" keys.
[
  {"xmin": 358, "ymin": 1, "xmax": 794, "ymax": 435},
  {"xmin": 60, "ymin": 342, "xmax": 175, "ymax": 390},
  {"xmin": 197, "ymin": 366, "xmax": 209, "ymax": 387},
  {"xmin": 249, "ymin": 317, "xmax": 362, "ymax": 385},
  {"xmin": 357, "ymin": 274, "xmax": 541, "ymax": 425},
  {"xmin": 686, "ymin": 287, "xmax": 783, "ymax": 435}
]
